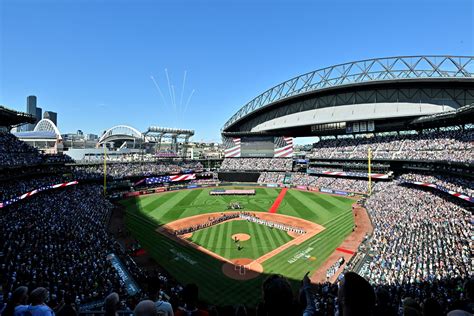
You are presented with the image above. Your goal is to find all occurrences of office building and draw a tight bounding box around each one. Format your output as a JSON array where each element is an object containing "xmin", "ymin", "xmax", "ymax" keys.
[
  {"xmin": 36, "ymin": 107, "xmax": 42, "ymax": 123},
  {"xmin": 26, "ymin": 95, "xmax": 37, "ymax": 131},
  {"xmin": 43, "ymin": 111, "xmax": 58, "ymax": 126}
]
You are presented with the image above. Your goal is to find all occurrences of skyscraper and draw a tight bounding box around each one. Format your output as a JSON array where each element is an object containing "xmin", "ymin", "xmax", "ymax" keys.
[
  {"xmin": 26, "ymin": 95, "xmax": 37, "ymax": 131},
  {"xmin": 43, "ymin": 111, "xmax": 58, "ymax": 126},
  {"xmin": 36, "ymin": 107, "xmax": 42, "ymax": 123}
]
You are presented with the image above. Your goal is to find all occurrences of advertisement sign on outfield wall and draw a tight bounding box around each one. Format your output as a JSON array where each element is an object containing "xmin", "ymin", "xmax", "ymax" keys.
[
  {"xmin": 296, "ymin": 186, "xmax": 308, "ymax": 190},
  {"xmin": 267, "ymin": 184, "xmax": 278, "ymax": 188},
  {"xmin": 320, "ymin": 187, "xmax": 349, "ymax": 196},
  {"xmin": 123, "ymin": 191, "xmax": 140, "ymax": 198},
  {"xmin": 168, "ymin": 186, "xmax": 182, "ymax": 191}
]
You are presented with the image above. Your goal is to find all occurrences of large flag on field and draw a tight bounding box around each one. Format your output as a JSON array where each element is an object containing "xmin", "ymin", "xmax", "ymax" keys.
[{"xmin": 145, "ymin": 174, "xmax": 196, "ymax": 185}]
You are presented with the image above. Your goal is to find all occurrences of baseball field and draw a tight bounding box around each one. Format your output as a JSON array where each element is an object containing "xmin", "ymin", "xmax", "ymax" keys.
[{"xmin": 121, "ymin": 186, "xmax": 356, "ymax": 306}]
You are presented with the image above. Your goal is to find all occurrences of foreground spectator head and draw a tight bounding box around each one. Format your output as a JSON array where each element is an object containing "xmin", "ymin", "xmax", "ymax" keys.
[
  {"xmin": 374, "ymin": 287, "xmax": 396, "ymax": 316},
  {"xmin": 337, "ymin": 272, "xmax": 375, "ymax": 316},
  {"xmin": 447, "ymin": 310, "xmax": 473, "ymax": 316},
  {"xmin": 182, "ymin": 283, "xmax": 199, "ymax": 310},
  {"xmin": 465, "ymin": 278, "xmax": 474, "ymax": 302},
  {"xmin": 422, "ymin": 298, "xmax": 442, "ymax": 316},
  {"xmin": 134, "ymin": 300, "xmax": 157, "ymax": 316},
  {"xmin": 1, "ymin": 286, "xmax": 28, "ymax": 316},
  {"xmin": 234, "ymin": 304, "xmax": 247, "ymax": 316},
  {"xmin": 261, "ymin": 274, "xmax": 293, "ymax": 315},
  {"xmin": 402, "ymin": 297, "xmax": 421, "ymax": 316},
  {"xmin": 56, "ymin": 293, "xmax": 78, "ymax": 316},
  {"xmin": 30, "ymin": 287, "xmax": 49, "ymax": 306},
  {"xmin": 104, "ymin": 292, "xmax": 120, "ymax": 316}
]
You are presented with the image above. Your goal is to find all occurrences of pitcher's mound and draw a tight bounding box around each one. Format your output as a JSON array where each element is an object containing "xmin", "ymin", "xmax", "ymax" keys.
[
  {"xmin": 231, "ymin": 233, "xmax": 250, "ymax": 241},
  {"xmin": 222, "ymin": 258, "xmax": 263, "ymax": 280}
]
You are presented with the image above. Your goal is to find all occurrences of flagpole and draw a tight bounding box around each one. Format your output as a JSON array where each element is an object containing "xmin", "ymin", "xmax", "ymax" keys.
[
  {"xmin": 103, "ymin": 145, "xmax": 107, "ymax": 196},
  {"xmin": 368, "ymin": 147, "xmax": 372, "ymax": 196}
]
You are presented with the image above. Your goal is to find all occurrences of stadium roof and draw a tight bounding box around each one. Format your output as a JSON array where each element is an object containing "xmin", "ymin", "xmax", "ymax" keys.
[
  {"xmin": 34, "ymin": 119, "xmax": 62, "ymax": 140},
  {"xmin": 223, "ymin": 55, "xmax": 474, "ymax": 131},
  {"xmin": 0, "ymin": 105, "xmax": 36, "ymax": 128},
  {"xmin": 410, "ymin": 104, "xmax": 474, "ymax": 128},
  {"xmin": 13, "ymin": 131, "xmax": 57, "ymax": 139}
]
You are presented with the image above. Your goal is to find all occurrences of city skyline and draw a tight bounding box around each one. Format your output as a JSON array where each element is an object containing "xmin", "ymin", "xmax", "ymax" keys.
[{"xmin": 1, "ymin": 0, "xmax": 472, "ymax": 142}]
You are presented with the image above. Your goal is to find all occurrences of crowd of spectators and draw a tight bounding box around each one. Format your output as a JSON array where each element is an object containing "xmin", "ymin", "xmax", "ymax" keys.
[
  {"xmin": 2, "ymin": 132, "xmax": 474, "ymax": 315},
  {"xmin": 363, "ymin": 182, "xmax": 471, "ymax": 286},
  {"xmin": 326, "ymin": 257, "xmax": 345, "ymax": 281},
  {"xmin": 0, "ymin": 132, "xmax": 43, "ymax": 168},
  {"xmin": 399, "ymin": 173, "xmax": 474, "ymax": 197},
  {"xmin": 0, "ymin": 185, "xmax": 130, "ymax": 307},
  {"xmin": 257, "ymin": 172, "xmax": 374, "ymax": 193},
  {"xmin": 4, "ymin": 271, "xmax": 472, "ymax": 315},
  {"xmin": 72, "ymin": 161, "xmax": 203, "ymax": 180},
  {"xmin": 220, "ymin": 158, "xmax": 292, "ymax": 171},
  {"xmin": 257, "ymin": 172, "xmax": 287, "ymax": 184},
  {"xmin": 308, "ymin": 129, "xmax": 474, "ymax": 162},
  {"xmin": 0, "ymin": 132, "xmax": 72, "ymax": 169},
  {"xmin": 0, "ymin": 178, "xmax": 472, "ymax": 315},
  {"xmin": 0, "ymin": 182, "xmax": 186, "ymax": 315},
  {"xmin": 289, "ymin": 173, "xmax": 319, "ymax": 186},
  {"xmin": 317, "ymin": 178, "xmax": 373, "ymax": 193},
  {"xmin": 0, "ymin": 175, "xmax": 65, "ymax": 201}
]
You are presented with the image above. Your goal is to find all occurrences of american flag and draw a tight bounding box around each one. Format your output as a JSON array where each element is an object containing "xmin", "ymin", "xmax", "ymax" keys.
[
  {"xmin": 224, "ymin": 137, "xmax": 241, "ymax": 158},
  {"xmin": 145, "ymin": 174, "xmax": 196, "ymax": 185},
  {"xmin": 274, "ymin": 136, "xmax": 293, "ymax": 157}
]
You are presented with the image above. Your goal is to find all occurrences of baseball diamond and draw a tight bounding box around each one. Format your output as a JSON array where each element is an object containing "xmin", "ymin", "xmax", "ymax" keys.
[{"xmin": 121, "ymin": 186, "xmax": 367, "ymax": 306}]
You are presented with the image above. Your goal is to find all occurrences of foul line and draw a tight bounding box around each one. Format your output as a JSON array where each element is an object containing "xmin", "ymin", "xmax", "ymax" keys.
[
  {"xmin": 336, "ymin": 247, "xmax": 355, "ymax": 255},
  {"xmin": 268, "ymin": 188, "xmax": 288, "ymax": 213}
]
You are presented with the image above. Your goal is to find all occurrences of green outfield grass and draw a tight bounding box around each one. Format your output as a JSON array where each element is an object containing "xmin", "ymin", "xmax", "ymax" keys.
[
  {"xmin": 189, "ymin": 220, "xmax": 293, "ymax": 260},
  {"xmin": 121, "ymin": 186, "xmax": 355, "ymax": 306}
]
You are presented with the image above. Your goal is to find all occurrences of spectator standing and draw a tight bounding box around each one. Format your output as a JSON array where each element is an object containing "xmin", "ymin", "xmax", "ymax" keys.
[
  {"xmin": 175, "ymin": 284, "xmax": 208, "ymax": 316},
  {"xmin": 15, "ymin": 288, "xmax": 54, "ymax": 316},
  {"xmin": 0, "ymin": 286, "xmax": 28, "ymax": 316}
]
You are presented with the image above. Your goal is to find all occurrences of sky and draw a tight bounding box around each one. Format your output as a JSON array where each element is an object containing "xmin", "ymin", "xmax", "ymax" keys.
[{"xmin": 0, "ymin": 0, "xmax": 472, "ymax": 143}]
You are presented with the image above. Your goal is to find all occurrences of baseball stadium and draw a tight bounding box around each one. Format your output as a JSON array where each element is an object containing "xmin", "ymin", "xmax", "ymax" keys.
[{"xmin": 1, "ymin": 55, "xmax": 473, "ymax": 316}]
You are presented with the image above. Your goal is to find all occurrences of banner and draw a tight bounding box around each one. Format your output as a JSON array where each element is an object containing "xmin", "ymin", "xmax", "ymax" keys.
[
  {"xmin": 134, "ymin": 178, "xmax": 145, "ymax": 186},
  {"xmin": 307, "ymin": 169, "xmax": 389, "ymax": 179},
  {"xmin": 146, "ymin": 174, "xmax": 196, "ymax": 185},
  {"xmin": 296, "ymin": 185, "xmax": 307, "ymax": 190},
  {"xmin": 401, "ymin": 181, "xmax": 474, "ymax": 203},
  {"xmin": 224, "ymin": 137, "xmax": 241, "ymax": 158},
  {"xmin": 107, "ymin": 253, "xmax": 140, "ymax": 296},
  {"xmin": 0, "ymin": 181, "xmax": 79, "ymax": 209},
  {"xmin": 274, "ymin": 136, "xmax": 294, "ymax": 158}
]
